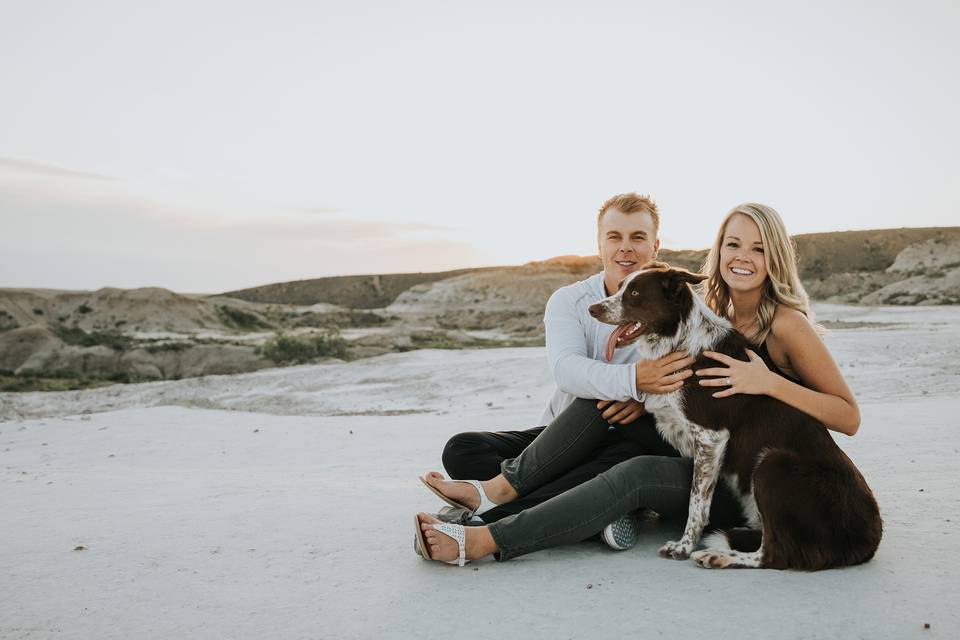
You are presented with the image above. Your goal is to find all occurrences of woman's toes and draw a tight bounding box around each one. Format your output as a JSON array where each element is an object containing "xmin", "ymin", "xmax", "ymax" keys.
[{"xmin": 418, "ymin": 512, "xmax": 440, "ymax": 526}]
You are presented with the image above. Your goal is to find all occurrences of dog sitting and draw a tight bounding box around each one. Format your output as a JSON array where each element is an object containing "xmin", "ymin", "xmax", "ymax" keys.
[{"xmin": 588, "ymin": 262, "xmax": 882, "ymax": 570}]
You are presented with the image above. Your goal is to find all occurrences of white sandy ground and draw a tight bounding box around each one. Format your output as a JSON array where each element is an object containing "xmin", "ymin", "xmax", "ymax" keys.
[{"xmin": 1, "ymin": 304, "xmax": 959, "ymax": 639}]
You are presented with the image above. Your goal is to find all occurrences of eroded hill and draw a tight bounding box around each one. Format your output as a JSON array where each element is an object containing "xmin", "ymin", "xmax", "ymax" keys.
[{"xmin": 2, "ymin": 226, "xmax": 958, "ymax": 391}]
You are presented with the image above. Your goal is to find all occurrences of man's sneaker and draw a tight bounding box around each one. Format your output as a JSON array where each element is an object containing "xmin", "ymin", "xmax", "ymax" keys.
[{"xmin": 602, "ymin": 511, "xmax": 644, "ymax": 550}]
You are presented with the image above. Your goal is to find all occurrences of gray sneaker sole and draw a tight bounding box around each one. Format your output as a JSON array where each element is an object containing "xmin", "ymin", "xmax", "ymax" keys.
[{"xmin": 602, "ymin": 511, "xmax": 643, "ymax": 550}]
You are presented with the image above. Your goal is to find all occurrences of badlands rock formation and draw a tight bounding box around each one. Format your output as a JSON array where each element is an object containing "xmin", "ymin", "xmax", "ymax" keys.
[{"xmin": 2, "ymin": 227, "xmax": 958, "ymax": 389}]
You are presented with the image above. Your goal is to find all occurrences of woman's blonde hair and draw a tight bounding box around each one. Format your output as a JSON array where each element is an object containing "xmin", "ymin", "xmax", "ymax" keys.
[{"xmin": 701, "ymin": 203, "xmax": 821, "ymax": 345}]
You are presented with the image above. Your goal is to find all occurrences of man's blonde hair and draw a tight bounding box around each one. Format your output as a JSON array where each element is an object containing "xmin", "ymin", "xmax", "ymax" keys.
[
  {"xmin": 701, "ymin": 203, "xmax": 821, "ymax": 345},
  {"xmin": 597, "ymin": 193, "xmax": 660, "ymax": 234}
]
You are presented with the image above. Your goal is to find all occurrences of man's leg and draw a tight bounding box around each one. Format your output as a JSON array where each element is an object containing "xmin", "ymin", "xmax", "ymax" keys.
[
  {"xmin": 428, "ymin": 398, "xmax": 619, "ymax": 512},
  {"xmin": 441, "ymin": 427, "xmax": 544, "ymax": 481},
  {"xmin": 498, "ymin": 398, "xmax": 625, "ymax": 496},
  {"xmin": 479, "ymin": 410, "xmax": 700, "ymax": 523},
  {"xmin": 478, "ymin": 432, "xmax": 649, "ymax": 523},
  {"xmin": 438, "ymin": 400, "xmax": 668, "ymax": 520},
  {"xmin": 441, "ymin": 396, "xmax": 616, "ymax": 485}
]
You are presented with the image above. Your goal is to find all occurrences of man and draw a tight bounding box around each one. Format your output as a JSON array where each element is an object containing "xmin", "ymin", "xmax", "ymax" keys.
[{"xmin": 428, "ymin": 192, "xmax": 694, "ymax": 547}]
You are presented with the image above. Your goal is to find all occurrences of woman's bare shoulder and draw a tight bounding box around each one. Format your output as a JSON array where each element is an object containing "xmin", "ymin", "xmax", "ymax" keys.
[
  {"xmin": 770, "ymin": 305, "xmax": 814, "ymax": 337},
  {"xmin": 766, "ymin": 306, "xmax": 822, "ymax": 376}
]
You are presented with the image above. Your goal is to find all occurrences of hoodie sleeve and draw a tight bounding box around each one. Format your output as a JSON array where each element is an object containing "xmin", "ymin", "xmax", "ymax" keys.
[{"xmin": 543, "ymin": 286, "xmax": 643, "ymax": 402}]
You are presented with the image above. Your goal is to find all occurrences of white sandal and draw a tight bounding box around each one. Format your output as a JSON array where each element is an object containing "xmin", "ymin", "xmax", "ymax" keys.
[
  {"xmin": 419, "ymin": 475, "xmax": 498, "ymax": 516},
  {"xmin": 413, "ymin": 515, "xmax": 470, "ymax": 566}
]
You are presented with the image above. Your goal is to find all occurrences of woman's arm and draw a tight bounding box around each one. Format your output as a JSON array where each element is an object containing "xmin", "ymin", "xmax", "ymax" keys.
[
  {"xmin": 766, "ymin": 308, "xmax": 860, "ymax": 435},
  {"xmin": 697, "ymin": 308, "xmax": 861, "ymax": 436}
]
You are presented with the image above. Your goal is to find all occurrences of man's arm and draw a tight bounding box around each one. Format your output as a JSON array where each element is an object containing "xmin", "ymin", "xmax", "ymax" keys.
[
  {"xmin": 545, "ymin": 286, "xmax": 694, "ymax": 402},
  {"xmin": 544, "ymin": 287, "xmax": 643, "ymax": 402}
]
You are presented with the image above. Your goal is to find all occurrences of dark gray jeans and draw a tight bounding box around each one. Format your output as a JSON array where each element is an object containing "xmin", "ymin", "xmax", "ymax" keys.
[{"xmin": 486, "ymin": 398, "xmax": 744, "ymax": 560}]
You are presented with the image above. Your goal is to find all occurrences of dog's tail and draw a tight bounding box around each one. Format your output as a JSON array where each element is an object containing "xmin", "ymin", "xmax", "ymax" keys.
[{"xmin": 702, "ymin": 527, "xmax": 762, "ymax": 552}]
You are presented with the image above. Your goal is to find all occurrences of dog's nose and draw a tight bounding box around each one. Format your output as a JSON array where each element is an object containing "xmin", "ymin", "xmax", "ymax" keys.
[{"xmin": 588, "ymin": 304, "xmax": 601, "ymax": 318}]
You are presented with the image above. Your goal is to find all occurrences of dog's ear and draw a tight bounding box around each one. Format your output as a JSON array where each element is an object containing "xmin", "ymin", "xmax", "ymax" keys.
[
  {"xmin": 674, "ymin": 269, "xmax": 708, "ymax": 285},
  {"xmin": 662, "ymin": 268, "xmax": 707, "ymax": 298},
  {"xmin": 646, "ymin": 260, "xmax": 672, "ymax": 271}
]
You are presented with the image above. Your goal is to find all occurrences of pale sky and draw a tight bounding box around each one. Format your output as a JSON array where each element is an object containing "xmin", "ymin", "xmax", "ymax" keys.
[{"xmin": 2, "ymin": 0, "xmax": 958, "ymax": 292}]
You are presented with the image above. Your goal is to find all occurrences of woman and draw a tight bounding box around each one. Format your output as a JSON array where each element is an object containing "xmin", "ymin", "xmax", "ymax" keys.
[{"xmin": 414, "ymin": 203, "xmax": 860, "ymax": 565}]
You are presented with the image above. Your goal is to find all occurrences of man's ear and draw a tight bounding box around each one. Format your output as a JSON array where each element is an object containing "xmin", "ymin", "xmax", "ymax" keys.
[{"xmin": 651, "ymin": 238, "xmax": 661, "ymax": 260}]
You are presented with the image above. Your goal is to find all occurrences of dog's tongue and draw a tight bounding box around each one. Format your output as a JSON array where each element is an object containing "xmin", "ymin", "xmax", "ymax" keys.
[{"xmin": 605, "ymin": 323, "xmax": 636, "ymax": 362}]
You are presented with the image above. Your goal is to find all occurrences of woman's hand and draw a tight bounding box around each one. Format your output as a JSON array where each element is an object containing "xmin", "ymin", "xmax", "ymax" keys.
[
  {"xmin": 695, "ymin": 350, "xmax": 775, "ymax": 398},
  {"xmin": 597, "ymin": 399, "xmax": 646, "ymax": 424}
]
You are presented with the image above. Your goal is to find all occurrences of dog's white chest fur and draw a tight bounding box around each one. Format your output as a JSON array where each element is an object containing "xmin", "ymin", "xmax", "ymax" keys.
[
  {"xmin": 624, "ymin": 293, "xmax": 735, "ymax": 459},
  {"xmin": 647, "ymin": 401, "xmax": 696, "ymax": 458}
]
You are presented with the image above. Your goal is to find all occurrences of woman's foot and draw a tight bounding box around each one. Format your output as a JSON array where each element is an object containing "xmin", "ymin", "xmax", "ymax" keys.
[
  {"xmin": 416, "ymin": 512, "xmax": 497, "ymax": 562},
  {"xmin": 421, "ymin": 471, "xmax": 518, "ymax": 511}
]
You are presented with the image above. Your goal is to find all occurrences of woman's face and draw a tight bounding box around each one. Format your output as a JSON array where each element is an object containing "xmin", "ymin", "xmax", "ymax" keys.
[{"xmin": 718, "ymin": 213, "xmax": 768, "ymax": 295}]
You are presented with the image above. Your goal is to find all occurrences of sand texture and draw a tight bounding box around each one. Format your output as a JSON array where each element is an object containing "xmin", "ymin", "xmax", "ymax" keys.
[{"xmin": 1, "ymin": 303, "xmax": 959, "ymax": 639}]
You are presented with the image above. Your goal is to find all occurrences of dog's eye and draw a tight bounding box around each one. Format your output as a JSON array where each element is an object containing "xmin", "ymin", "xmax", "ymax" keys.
[{"xmin": 631, "ymin": 290, "xmax": 639, "ymax": 297}]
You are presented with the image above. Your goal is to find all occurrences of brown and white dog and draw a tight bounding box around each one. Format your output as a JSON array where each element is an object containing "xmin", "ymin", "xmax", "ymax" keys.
[{"xmin": 589, "ymin": 262, "xmax": 882, "ymax": 570}]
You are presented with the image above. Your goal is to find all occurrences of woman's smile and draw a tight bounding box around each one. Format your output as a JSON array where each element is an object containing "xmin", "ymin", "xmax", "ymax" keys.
[{"xmin": 719, "ymin": 214, "xmax": 768, "ymax": 292}]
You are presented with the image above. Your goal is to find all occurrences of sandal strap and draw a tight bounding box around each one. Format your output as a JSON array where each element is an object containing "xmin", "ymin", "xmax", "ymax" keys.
[
  {"xmin": 454, "ymin": 479, "xmax": 497, "ymax": 516},
  {"xmin": 431, "ymin": 523, "xmax": 467, "ymax": 566}
]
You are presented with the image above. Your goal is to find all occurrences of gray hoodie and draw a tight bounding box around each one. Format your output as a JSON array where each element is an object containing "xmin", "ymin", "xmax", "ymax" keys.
[{"xmin": 540, "ymin": 272, "xmax": 644, "ymax": 424}]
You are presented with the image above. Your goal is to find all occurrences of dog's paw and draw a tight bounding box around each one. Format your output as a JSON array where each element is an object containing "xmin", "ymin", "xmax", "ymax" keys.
[
  {"xmin": 691, "ymin": 549, "xmax": 732, "ymax": 569},
  {"xmin": 658, "ymin": 539, "xmax": 692, "ymax": 560}
]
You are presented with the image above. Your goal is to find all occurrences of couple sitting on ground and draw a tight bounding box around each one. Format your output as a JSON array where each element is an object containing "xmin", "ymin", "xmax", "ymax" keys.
[{"xmin": 413, "ymin": 193, "xmax": 860, "ymax": 565}]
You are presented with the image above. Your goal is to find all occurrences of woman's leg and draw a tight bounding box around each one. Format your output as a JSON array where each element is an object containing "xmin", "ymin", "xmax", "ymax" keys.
[
  {"xmin": 423, "ymin": 398, "xmax": 619, "ymax": 510},
  {"xmin": 486, "ymin": 455, "xmax": 745, "ymax": 560}
]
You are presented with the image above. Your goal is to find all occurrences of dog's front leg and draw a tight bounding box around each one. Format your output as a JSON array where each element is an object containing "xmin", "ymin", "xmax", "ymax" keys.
[{"xmin": 659, "ymin": 426, "xmax": 729, "ymax": 560}]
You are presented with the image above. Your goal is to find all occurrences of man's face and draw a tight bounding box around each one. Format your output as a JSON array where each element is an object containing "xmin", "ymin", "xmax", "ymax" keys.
[{"xmin": 598, "ymin": 208, "xmax": 660, "ymax": 295}]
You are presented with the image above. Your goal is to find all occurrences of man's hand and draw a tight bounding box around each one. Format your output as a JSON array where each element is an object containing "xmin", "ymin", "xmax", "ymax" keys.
[
  {"xmin": 597, "ymin": 399, "xmax": 646, "ymax": 424},
  {"xmin": 636, "ymin": 351, "xmax": 695, "ymax": 394}
]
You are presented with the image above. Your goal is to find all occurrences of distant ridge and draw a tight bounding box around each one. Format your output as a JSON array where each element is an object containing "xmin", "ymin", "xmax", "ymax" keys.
[
  {"xmin": 220, "ymin": 249, "xmax": 709, "ymax": 308},
  {"xmin": 792, "ymin": 227, "xmax": 960, "ymax": 278},
  {"xmin": 221, "ymin": 227, "xmax": 960, "ymax": 308},
  {"xmin": 220, "ymin": 267, "xmax": 502, "ymax": 309}
]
